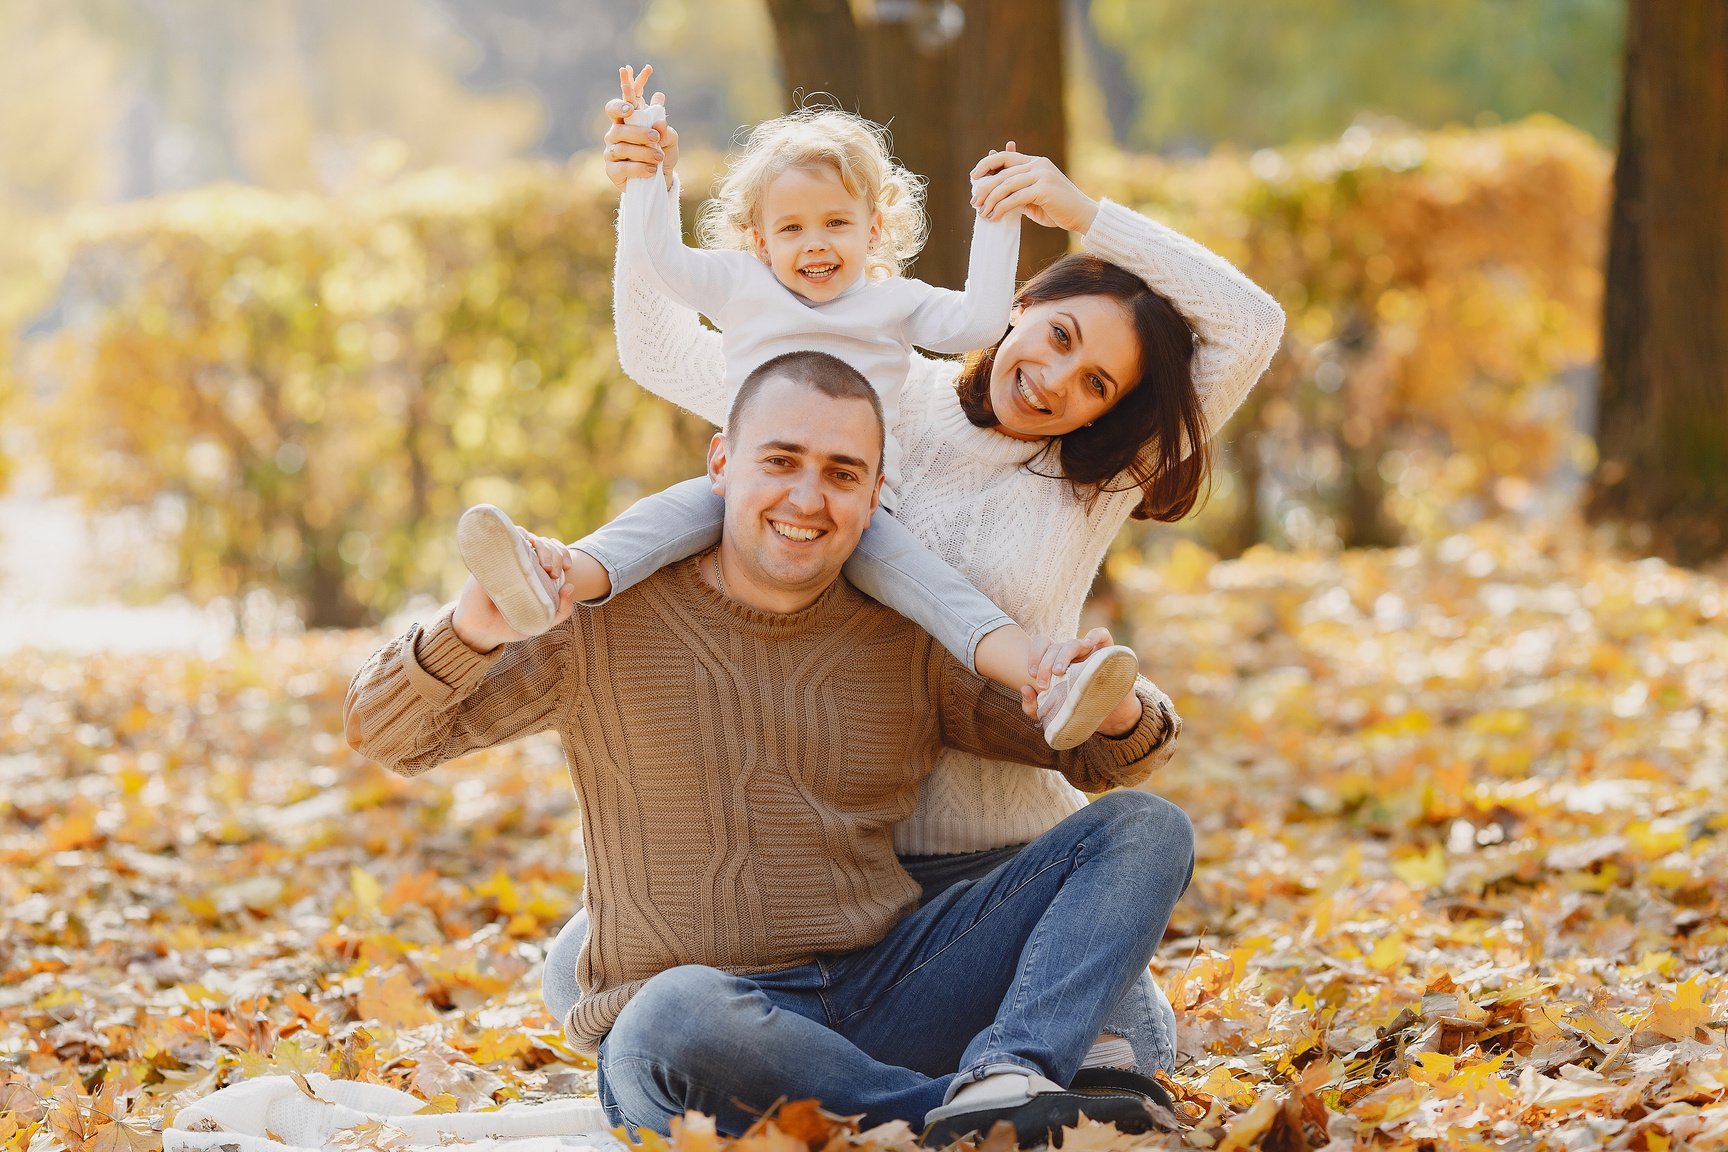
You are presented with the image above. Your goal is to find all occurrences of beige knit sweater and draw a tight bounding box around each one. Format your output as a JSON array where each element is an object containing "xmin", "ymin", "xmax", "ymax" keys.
[{"xmin": 344, "ymin": 559, "xmax": 1178, "ymax": 1052}]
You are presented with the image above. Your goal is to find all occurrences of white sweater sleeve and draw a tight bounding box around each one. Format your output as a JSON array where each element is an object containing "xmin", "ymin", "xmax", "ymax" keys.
[
  {"xmin": 611, "ymin": 175, "xmax": 732, "ymax": 428},
  {"xmin": 900, "ymin": 211, "xmax": 1021, "ymax": 354},
  {"xmin": 1081, "ymin": 198, "xmax": 1285, "ymax": 444}
]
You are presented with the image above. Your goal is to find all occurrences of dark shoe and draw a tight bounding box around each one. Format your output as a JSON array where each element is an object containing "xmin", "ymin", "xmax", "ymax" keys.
[{"xmin": 922, "ymin": 1069, "xmax": 1175, "ymax": 1148}]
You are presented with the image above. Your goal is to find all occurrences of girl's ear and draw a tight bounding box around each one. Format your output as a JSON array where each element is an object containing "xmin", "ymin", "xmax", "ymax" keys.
[
  {"xmin": 750, "ymin": 228, "xmax": 770, "ymax": 264},
  {"xmin": 869, "ymin": 210, "xmax": 883, "ymax": 248}
]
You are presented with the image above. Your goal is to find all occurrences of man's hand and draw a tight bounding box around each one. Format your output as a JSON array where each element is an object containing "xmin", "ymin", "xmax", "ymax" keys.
[
  {"xmin": 451, "ymin": 533, "xmax": 580, "ymax": 653},
  {"xmin": 1017, "ymin": 627, "xmax": 1142, "ymax": 735}
]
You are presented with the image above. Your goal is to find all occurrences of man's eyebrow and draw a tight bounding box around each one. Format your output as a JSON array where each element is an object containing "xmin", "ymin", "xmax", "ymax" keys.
[
  {"xmin": 759, "ymin": 439, "xmax": 872, "ymax": 473},
  {"xmin": 1060, "ymin": 311, "xmax": 1121, "ymax": 391}
]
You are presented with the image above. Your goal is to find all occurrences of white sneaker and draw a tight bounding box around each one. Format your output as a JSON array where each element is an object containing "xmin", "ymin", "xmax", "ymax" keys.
[
  {"xmin": 457, "ymin": 504, "xmax": 558, "ymax": 636},
  {"xmin": 1036, "ymin": 645, "xmax": 1139, "ymax": 750}
]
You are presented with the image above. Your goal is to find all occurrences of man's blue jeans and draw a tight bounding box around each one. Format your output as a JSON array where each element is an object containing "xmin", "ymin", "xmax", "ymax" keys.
[{"xmin": 590, "ymin": 791, "xmax": 1194, "ymax": 1135}]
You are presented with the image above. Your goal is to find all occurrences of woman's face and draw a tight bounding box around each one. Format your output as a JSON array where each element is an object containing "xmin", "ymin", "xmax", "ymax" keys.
[{"xmin": 986, "ymin": 294, "xmax": 1142, "ymax": 440}]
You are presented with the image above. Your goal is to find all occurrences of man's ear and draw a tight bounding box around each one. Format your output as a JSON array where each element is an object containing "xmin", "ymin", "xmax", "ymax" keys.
[
  {"xmin": 707, "ymin": 432, "xmax": 729, "ymax": 496},
  {"xmin": 866, "ymin": 471, "xmax": 884, "ymax": 521}
]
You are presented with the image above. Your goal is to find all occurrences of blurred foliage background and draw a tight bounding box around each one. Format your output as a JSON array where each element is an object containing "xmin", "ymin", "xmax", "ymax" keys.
[{"xmin": 0, "ymin": 0, "xmax": 1629, "ymax": 626}]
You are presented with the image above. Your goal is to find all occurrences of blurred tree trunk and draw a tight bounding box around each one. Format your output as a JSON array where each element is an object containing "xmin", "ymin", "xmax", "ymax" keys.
[
  {"xmin": 762, "ymin": 0, "xmax": 1068, "ymax": 289},
  {"xmin": 1588, "ymin": 0, "xmax": 1728, "ymax": 566}
]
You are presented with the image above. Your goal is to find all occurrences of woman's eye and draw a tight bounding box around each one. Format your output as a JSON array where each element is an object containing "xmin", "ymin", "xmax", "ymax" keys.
[
  {"xmin": 1089, "ymin": 375, "xmax": 1106, "ymax": 397},
  {"xmin": 1051, "ymin": 324, "xmax": 1070, "ymax": 346}
]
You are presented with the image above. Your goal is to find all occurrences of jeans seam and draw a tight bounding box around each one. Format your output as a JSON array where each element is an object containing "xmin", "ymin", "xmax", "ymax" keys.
[
  {"xmin": 831, "ymin": 846, "xmax": 1080, "ymax": 1029},
  {"xmin": 975, "ymin": 835, "xmax": 1090, "ymax": 1066}
]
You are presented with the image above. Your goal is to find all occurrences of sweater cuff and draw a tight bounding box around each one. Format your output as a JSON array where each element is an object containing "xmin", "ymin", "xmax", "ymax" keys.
[
  {"xmin": 1081, "ymin": 198, "xmax": 1164, "ymax": 270},
  {"xmin": 404, "ymin": 605, "xmax": 502, "ymax": 707},
  {"xmin": 1099, "ymin": 676, "xmax": 1181, "ymax": 775}
]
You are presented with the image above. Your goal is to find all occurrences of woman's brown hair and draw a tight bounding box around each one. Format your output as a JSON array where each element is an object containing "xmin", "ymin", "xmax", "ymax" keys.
[{"xmin": 954, "ymin": 253, "xmax": 1211, "ymax": 522}]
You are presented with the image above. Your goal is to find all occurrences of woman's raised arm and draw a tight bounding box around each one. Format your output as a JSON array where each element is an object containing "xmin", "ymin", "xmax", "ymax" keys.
[
  {"xmin": 602, "ymin": 87, "xmax": 731, "ymax": 428},
  {"xmin": 971, "ymin": 149, "xmax": 1285, "ymax": 443}
]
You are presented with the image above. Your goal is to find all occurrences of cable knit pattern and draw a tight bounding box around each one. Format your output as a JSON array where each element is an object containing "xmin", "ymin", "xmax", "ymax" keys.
[
  {"xmin": 344, "ymin": 560, "xmax": 1173, "ymax": 1052},
  {"xmin": 612, "ymin": 197, "xmax": 1284, "ymax": 855}
]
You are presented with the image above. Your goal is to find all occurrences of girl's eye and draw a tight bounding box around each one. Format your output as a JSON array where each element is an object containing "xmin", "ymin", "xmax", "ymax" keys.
[{"xmin": 781, "ymin": 224, "xmax": 801, "ymax": 234}]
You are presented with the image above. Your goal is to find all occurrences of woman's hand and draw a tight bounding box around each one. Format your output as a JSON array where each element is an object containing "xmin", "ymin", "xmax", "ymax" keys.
[
  {"xmin": 970, "ymin": 144, "xmax": 1100, "ymax": 235},
  {"xmin": 605, "ymin": 64, "xmax": 679, "ymax": 190}
]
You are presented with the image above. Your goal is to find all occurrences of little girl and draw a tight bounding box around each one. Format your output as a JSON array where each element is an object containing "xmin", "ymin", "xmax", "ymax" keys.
[{"xmin": 459, "ymin": 64, "xmax": 1137, "ymax": 749}]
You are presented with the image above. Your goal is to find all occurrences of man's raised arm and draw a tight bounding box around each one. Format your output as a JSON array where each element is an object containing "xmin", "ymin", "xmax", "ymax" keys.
[{"xmin": 343, "ymin": 594, "xmax": 575, "ymax": 778}]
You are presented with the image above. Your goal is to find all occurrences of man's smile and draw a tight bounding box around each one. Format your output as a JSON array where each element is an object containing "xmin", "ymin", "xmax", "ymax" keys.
[{"xmin": 770, "ymin": 519, "xmax": 826, "ymax": 541}]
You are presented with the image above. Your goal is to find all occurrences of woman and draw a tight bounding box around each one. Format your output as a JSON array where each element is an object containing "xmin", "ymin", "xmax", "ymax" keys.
[{"xmin": 542, "ymin": 97, "xmax": 1286, "ymax": 1077}]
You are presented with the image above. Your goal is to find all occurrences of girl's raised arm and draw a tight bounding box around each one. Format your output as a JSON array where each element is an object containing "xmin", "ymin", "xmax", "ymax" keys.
[{"xmin": 604, "ymin": 74, "xmax": 731, "ymax": 428}]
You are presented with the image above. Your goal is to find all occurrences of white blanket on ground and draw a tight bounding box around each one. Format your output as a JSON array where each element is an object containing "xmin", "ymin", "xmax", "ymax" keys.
[{"xmin": 165, "ymin": 1074, "xmax": 621, "ymax": 1152}]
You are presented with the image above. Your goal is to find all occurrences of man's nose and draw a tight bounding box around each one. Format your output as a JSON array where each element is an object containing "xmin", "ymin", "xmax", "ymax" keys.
[{"xmin": 787, "ymin": 471, "xmax": 824, "ymax": 511}]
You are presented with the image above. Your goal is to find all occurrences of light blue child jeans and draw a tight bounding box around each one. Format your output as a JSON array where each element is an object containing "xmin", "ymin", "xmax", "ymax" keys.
[
  {"xmin": 573, "ymin": 477, "xmax": 1014, "ymax": 673},
  {"xmin": 542, "ymin": 797, "xmax": 1188, "ymax": 1133},
  {"xmin": 561, "ymin": 792, "xmax": 1193, "ymax": 1135}
]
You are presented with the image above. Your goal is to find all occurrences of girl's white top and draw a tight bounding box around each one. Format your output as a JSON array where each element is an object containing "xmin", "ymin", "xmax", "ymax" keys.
[
  {"xmin": 614, "ymin": 192, "xmax": 1285, "ymax": 855},
  {"xmin": 618, "ymin": 173, "xmax": 1022, "ymax": 507}
]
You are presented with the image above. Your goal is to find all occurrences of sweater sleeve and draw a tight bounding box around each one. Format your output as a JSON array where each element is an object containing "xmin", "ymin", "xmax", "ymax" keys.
[
  {"xmin": 900, "ymin": 211, "xmax": 1021, "ymax": 355},
  {"xmin": 1082, "ymin": 198, "xmax": 1285, "ymax": 445},
  {"xmin": 612, "ymin": 175, "xmax": 733, "ymax": 428},
  {"xmin": 343, "ymin": 606, "xmax": 574, "ymax": 778},
  {"xmin": 932, "ymin": 655, "xmax": 1180, "ymax": 792}
]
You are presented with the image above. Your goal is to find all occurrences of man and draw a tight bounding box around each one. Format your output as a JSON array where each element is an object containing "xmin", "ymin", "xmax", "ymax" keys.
[{"xmin": 345, "ymin": 350, "xmax": 1192, "ymax": 1146}]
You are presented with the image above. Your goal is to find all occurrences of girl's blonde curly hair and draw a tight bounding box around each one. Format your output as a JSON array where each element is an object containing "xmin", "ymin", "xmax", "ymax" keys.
[{"xmin": 697, "ymin": 107, "xmax": 927, "ymax": 281}]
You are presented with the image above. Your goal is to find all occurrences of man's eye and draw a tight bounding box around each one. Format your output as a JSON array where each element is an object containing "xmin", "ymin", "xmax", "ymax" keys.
[{"xmin": 832, "ymin": 471, "xmax": 858, "ymax": 484}]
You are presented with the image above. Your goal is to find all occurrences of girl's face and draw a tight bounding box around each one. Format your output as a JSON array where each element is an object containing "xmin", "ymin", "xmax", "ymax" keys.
[
  {"xmin": 986, "ymin": 295, "xmax": 1143, "ymax": 440},
  {"xmin": 752, "ymin": 165, "xmax": 881, "ymax": 304}
]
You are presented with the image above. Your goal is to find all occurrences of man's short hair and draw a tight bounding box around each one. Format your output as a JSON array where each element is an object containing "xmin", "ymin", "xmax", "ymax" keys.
[{"xmin": 727, "ymin": 351, "xmax": 886, "ymax": 473}]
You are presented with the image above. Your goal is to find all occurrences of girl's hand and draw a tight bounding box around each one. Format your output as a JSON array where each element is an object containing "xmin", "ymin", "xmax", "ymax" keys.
[
  {"xmin": 970, "ymin": 144, "xmax": 1099, "ymax": 234},
  {"xmin": 605, "ymin": 64, "xmax": 678, "ymax": 189},
  {"xmin": 1018, "ymin": 627, "xmax": 1118, "ymax": 719}
]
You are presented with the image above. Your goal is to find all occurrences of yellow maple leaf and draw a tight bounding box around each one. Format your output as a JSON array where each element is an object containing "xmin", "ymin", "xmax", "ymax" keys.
[
  {"xmin": 1642, "ymin": 975, "xmax": 1720, "ymax": 1042},
  {"xmin": 355, "ymin": 972, "xmax": 438, "ymax": 1031}
]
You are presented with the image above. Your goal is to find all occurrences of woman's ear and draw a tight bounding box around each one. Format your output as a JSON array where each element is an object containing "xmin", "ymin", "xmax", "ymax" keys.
[{"xmin": 1008, "ymin": 303, "xmax": 1024, "ymax": 326}]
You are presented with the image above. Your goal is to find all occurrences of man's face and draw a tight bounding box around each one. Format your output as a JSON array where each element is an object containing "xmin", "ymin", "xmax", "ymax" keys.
[{"xmin": 708, "ymin": 374, "xmax": 884, "ymax": 609}]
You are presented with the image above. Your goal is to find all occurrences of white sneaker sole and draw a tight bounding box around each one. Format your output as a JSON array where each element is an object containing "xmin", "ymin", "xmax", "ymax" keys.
[
  {"xmin": 1042, "ymin": 645, "xmax": 1139, "ymax": 750},
  {"xmin": 457, "ymin": 504, "xmax": 557, "ymax": 636}
]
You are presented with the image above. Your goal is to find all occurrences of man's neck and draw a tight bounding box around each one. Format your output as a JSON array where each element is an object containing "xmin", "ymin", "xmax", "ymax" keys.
[{"xmin": 702, "ymin": 545, "xmax": 833, "ymax": 615}]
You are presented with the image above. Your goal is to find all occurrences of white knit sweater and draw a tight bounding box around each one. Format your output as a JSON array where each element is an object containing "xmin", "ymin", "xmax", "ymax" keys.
[{"xmin": 613, "ymin": 196, "xmax": 1285, "ymax": 854}]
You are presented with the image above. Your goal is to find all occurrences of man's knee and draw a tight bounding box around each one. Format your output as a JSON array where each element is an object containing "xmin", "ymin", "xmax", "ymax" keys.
[
  {"xmin": 1088, "ymin": 790, "xmax": 1193, "ymax": 853},
  {"xmin": 1085, "ymin": 791, "xmax": 1196, "ymax": 889},
  {"xmin": 611, "ymin": 965, "xmax": 745, "ymax": 1058},
  {"xmin": 604, "ymin": 966, "xmax": 750, "ymax": 1132}
]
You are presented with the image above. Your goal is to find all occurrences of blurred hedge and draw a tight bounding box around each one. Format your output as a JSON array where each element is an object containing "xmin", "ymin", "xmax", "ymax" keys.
[
  {"xmin": 28, "ymin": 118, "xmax": 1609, "ymax": 624},
  {"xmin": 1082, "ymin": 115, "xmax": 1609, "ymax": 553},
  {"xmin": 31, "ymin": 164, "xmax": 712, "ymax": 625}
]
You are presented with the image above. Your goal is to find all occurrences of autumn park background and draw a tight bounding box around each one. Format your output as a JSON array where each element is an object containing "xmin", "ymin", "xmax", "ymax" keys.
[{"xmin": 1, "ymin": 1, "xmax": 1725, "ymax": 1149}]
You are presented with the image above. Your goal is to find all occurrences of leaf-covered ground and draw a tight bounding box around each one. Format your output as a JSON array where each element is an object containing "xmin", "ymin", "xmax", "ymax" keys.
[{"xmin": 3, "ymin": 522, "xmax": 1725, "ymax": 1151}]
